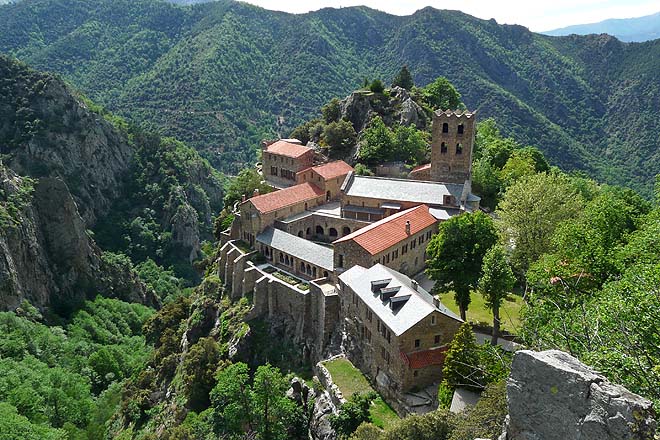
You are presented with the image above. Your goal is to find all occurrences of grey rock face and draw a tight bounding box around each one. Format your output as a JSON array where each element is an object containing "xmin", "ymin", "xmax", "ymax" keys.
[
  {"xmin": 310, "ymin": 389, "xmax": 339, "ymax": 440},
  {"xmin": 501, "ymin": 350, "xmax": 656, "ymax": 440},
  {"xmin": 0, "ymin": 168, "xmax": 153, "ymax": 312}
]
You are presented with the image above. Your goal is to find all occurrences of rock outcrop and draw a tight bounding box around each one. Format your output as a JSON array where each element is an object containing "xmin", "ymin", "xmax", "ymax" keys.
[
  {"xmin": 339, "ymin": 86, "xmax": 428, "ymax": 135},
  {"xmin": 500, "ymin": 350, "xmax": 657, "ymax": 440},
  {"xmin": 0, "ymin": 166, "xmax": 154, "ymax": 312}
]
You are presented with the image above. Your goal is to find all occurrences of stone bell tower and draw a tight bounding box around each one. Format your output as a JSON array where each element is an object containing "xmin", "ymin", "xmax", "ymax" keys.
[{"xmin": 430, "ymin": 109, "xmax": 476, "ymax": 184}]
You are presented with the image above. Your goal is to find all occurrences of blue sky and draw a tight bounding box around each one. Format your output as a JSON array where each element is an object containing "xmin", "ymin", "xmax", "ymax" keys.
[{"xmin": 241, "ymin": 0, "xmax": 660, "ymax": 31}]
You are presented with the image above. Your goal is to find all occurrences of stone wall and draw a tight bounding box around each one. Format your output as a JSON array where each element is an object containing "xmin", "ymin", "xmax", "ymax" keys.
[
  {"xmin": 263, "ymin": 149, "xmax": 314, "ymax": 188},
  {"xmin": 277, "ymin": 213, "xmax": 370, "ymax": 244},
  {"xmin": 500, "ymin": 350, "xmax": 657, "ymax": 440},
  {"xmin": 334, "ymin": 223, "xmax": 436, "ymax": 277}
]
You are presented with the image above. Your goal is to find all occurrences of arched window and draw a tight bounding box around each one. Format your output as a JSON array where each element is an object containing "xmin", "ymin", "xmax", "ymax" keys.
[
  {"xmin": 306, "ymin": 227, "xmax": 311, "ymax": 236},
  {"xmin": 300, "ymin": 261, "xmax": 305, "ymax": 271},
  {"xmin": 298, "ymin": 231, "xmax": 303, "ymax": 237},
  {"xmin": 440, "ymin": 142, "xmax": 447, "ymax": 154},
  {"xmin": 304, "ymin": 202, "xmax": 308, "ymax": 210},
  {"xmin": 323, "ymin": 271, "xmax": 329, "ymax": 278},
  {"xmin": 306, "ymin": 264, "xmax": 311, "ymax": 275},
  {"xmin": 316, "ymin": 225, "xmax": 324, "ymax": 235},
  {"xmin": 326, "ymin": 191, "xmax": 331, "ymax": 201},
  {"xmin": 456, "ymin": 143, "xmax": 463, "ymax": 155},
  {"xmin": 329, "ymin": 228, "xmax": 338, "ymax": 238},
  {"xmin": 342, "ymin": 226, "xmax": 351, "ymax": 236},
  {"xmin": 442, "ymin": 122, "xmax": 449, "ymax": 133},
  {"xmin": 279, "ymin": 253, "xmax": 284, "ymax": 263},
  {"xmin": 457, "ymin": 123, "xmax": 464, "ymax": 134},
  {"xmin": 285, "ymin": 255, "xmax": 290, "ymax": 265},
  {"xmin": 313, "ymin": 267, "xmax": 317, "ymax": 277}
]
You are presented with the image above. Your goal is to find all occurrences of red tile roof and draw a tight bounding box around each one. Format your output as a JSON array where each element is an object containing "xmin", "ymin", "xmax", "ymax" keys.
[
  {"xmin": 411, "ymin": 163, "xmax": 431, "ymax": 172},
  {"xmin": 265, "ymin": 140, "xmax": 314, "ymax": 158},
  {"xmin": 247, "ymin": 182, "xmax": 324, "ymax": 214},
  {"xmin": 401, "ymin": 346, "xmax": 449, "ymax": 369},
  {"xmin": 310, "ymin": 160, "xmax": 353, "ymax": 180},
  {"xmin": 334, "ymin": 205, "xmax": 437, "ymax": 255}
]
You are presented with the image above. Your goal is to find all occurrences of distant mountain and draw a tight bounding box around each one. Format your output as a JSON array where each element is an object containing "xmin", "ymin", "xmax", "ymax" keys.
[
  {"xmin": 0, "ymin": 0, "xmax": 659, "ymax": 196},
  {"xmin": 544, "ymin": 11, "xmax": 660, "ymax": 42}
]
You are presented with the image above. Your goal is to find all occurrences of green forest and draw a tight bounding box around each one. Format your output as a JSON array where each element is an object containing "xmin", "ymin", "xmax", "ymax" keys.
[
  {"xmin": 1, "ymin": 1, "xmax": 660, "ymax": 439},
  {"xmin": 0, "ymin": 0, "xmax": 659, "ymax": 196}
]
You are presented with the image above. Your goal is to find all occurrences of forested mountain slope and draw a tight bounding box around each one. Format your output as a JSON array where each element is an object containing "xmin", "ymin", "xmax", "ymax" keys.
[
  {"xmin": 0, "ymin": 0, "xmax": 658, "ymax": 195},
  {"xmin": 0, "ymin": 55, "xmax": 223, "ymax": 314}
]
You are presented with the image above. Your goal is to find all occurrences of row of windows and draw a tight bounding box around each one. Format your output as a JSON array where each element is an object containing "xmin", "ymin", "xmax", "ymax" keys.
[
  {"xmin": 371, "ymin": 229, "xmax": 432, "ymax": 266},
  {"xmin": 413, "ymin": 334, "xmax": 442, "ymax": 350},
  {"xmin": 441, "ymin": 122, "xmax": 465, "ymax": 135},
  {"xmin": 280, "ymin": 169, "xmax": 296, "ymax": 180},
  {"xmin": 439, "ymin": 142, "xmax": 463, "ymax": 155},
  {"xmin": 265, "ymin": 153, "xmax": 299, "ymax": 166}
]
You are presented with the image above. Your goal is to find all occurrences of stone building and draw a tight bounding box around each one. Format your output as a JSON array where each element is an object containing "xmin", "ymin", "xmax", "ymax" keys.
[
  {"xmin": 410, "ymin": 109, "xmax": 476, "ymax": 184},
  {"xmin": 333, "ymin": 205, "xmax": 438, "ymax": 277},
  {"xmin": 339, "ymin": 264, "xmax": 463, "ymax": 405},
  {"xmin": 236, "ymin": 182, "xmax": 325, "ymax": 245},
  {"xmin": 295, "ymin": 160, "xmax": 353, "ymax": 202},
  {"xmin": 262, "ymin": 140, "xmax": 314, "ymax": 188},
  {"xmin": 340, "ymin": 173, "xmax": 480, "ymax": 221}
]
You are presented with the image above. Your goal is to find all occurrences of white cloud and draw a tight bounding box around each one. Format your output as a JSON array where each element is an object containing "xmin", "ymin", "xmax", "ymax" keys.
[{"xmin": 239, "ymin": 0, "xmax": 660, "ymax": 31}]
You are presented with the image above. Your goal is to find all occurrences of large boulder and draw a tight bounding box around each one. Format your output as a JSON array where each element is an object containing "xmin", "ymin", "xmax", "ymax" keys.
[{"xmin": 501, "ymin": 350, "xmax": 656, "ymax": 440}]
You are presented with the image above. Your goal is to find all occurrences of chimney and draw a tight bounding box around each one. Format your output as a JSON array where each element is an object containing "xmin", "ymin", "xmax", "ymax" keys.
[
  {"xmin": 253, "ymin": 188, "xmax": 260, "ymax": 196},
  {"xmin": 405, "ymin": 220, "xmax": 411, "ymax": 235},
  {"xmin": 411, "ymin": 279, "xmax": 418, "ymax": 291}
]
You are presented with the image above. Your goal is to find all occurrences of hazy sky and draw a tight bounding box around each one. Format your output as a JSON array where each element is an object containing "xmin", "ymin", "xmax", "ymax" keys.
[{"xmin": 240, "ymin": 0, "xmax": 660, "ymax": 31}]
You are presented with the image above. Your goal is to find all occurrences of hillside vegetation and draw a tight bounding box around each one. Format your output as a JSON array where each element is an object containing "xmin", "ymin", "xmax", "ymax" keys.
[{"xmin": 0, "ymin": 0, "xmax": 658, "ymax": 195}]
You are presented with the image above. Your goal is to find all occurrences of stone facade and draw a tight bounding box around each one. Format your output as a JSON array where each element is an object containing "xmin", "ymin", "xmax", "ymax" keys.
[
  {"xmin": 334, "ymin": 224, "xmax": 436, "ymax": 277},
  {"xmin": 262, "ymin": 141, "xmax": 314, "ymax": 188},
  {"xmin": 430, "ymin": 110, "xmax": 476, "ymax": 184},
  {"xmin": 339, "ymin": 277, "xmax": 462, "ymax": 410},
  {"xmin": 236, "ymin": 191, "xmax": 326, "ymax": 244}
]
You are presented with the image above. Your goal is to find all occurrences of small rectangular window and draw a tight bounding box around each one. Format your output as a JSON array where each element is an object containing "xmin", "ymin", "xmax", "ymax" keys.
[
  {"xmin": 434, "ymin": 335, "xmax": 440, "ymax": 344},
  {"xmin": 414, "ymin": 339, "xmax": 420, "ymax": 348}
]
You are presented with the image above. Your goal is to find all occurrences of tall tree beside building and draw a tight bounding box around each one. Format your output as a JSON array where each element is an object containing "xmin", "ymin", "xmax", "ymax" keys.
[
  {"xmin": 426, "ymin": 211, "xmax": 498, "ymax": 320},
  {"xmin": 478, "ymin": 245, "xmax": 516, "ymax": 345}
]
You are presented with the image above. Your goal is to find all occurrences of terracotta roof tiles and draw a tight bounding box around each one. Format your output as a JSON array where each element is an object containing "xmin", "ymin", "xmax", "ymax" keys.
[
  {"xmin": 334, "ymin": 205, "xmax": 437, "ymax": 255},
  {"xmin": 310, "ymin": 160, "xmax": 354, "ymax": 180},
  {"xmin": 247, "ymin": 182, "xmax": 323, "ymax": 214},
  {"xmin": 265, "ymin": 140, "xmax": 313, "ymax": 158},
  {"xmin": 402, "ymin": 346, "xmax": 449, "ymax": 369}
]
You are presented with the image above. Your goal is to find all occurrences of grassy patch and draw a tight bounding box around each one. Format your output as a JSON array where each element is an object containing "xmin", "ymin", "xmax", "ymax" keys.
[
  {"xmin": 272, "ymin": 271, "xmax": 298, "ymax": 285},
  {"xmin": 323, "ymin": 358, "xmax": 399, "ymax": 429},
  {"xmin": 438, "ymin": 291, "xmax": 523, "ymax": 334}
]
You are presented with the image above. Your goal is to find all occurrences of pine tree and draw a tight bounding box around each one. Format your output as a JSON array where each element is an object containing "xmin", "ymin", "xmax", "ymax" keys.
[{"xmin": 392, "ymin": 65, "xmax": 414, "ymax": 90}]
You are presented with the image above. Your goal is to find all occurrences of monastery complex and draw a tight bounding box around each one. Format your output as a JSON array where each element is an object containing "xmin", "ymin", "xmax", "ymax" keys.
[{"xmin": 218, "ymin": 109, "xmax": 480, "ymax": 414}]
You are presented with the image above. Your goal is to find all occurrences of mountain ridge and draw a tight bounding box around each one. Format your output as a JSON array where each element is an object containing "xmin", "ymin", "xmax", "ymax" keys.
[
  {"xmin": 0, "ymin": 0, "xmax": 658, "ymax": 195},
  {"xmin": 544, "ymin": 11, "xmax": 660, "ymax": 42}
]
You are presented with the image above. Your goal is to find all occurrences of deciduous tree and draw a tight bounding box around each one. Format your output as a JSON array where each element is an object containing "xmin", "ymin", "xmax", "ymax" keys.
[
  {"xmin": 426, "ymin": 211, "xmax": 498, "ymax": 320},
  {"xmin": 478, "ymin": 246, "xmax": 515, "ymax": 344}
]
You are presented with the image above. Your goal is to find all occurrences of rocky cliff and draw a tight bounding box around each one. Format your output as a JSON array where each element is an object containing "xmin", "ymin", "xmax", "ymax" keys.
[
  {"xmin": 500, "ymin": 350, "xmax": 657, "ymax": 440},
  {"xmin": 0, "ymin": 164, "xmax": 156, "ymax": 313},
  {"xmin": 0, "ymin": 55, "xmax": 223, "ymax": 312}
]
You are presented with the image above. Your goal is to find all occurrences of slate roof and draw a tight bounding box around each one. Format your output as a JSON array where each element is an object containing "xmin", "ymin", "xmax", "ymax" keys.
[
  {"xmin": 247, "ymin": 182, "xmax": 323, "ymax": 214},
  {"xmin": 333, "ymin": 205, "xmax": 437, "ymax": 255},
  {"xmin": 257, "ymin": 227, "xmax": 334, "ymax": 271},
  {"xmin": 265, "ymin": 140, "xmax": 314, "ymax": 158},
  {"xmin": 343, "ymin": 175, "xmax": 469, "ymax": 205},
  {"xmin": 299, "ymin": 160, "xmax": 353, "ymax": 180},
  {"xmin": 339, "ymin": 264, "xmax": 461, "ymax": 336}
]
